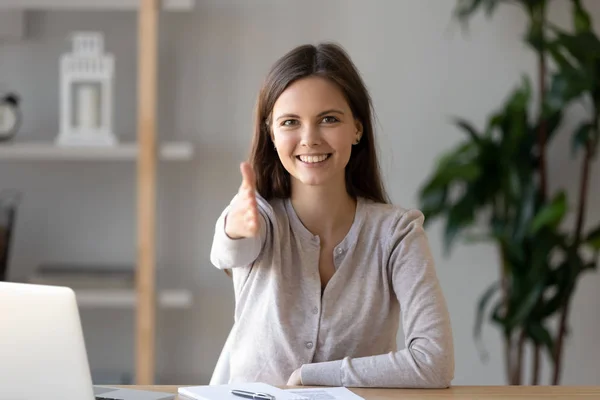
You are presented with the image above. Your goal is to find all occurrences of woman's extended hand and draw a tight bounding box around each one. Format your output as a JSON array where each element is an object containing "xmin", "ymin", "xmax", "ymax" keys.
[
  {"xmin": 225, "ymin": 162, "xmax": 260, "ymax": 239},
  {"xmin": 286, "ymin": 368, "xmax": 303, "ymax": 386}
]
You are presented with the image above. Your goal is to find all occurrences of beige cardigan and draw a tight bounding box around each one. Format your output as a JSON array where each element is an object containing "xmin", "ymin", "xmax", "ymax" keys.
[{"xmin": 209, "ymin": 194, "xmax": 454, "ymax": 388}]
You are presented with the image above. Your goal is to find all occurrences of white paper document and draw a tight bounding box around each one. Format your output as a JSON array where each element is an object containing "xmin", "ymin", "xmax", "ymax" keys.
[
  {"xmin": 285, "ymin": 387, "xmax": 365, "ymax": 400},
  {"xmin": 178, "ymin": 382, "xmax": 307, "ymax": 400}
]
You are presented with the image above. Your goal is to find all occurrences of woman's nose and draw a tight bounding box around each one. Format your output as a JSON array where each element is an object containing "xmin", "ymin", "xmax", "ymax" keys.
[{"xmin": 300, "ymin": 124, "xmax": 322, "ymax": 147}]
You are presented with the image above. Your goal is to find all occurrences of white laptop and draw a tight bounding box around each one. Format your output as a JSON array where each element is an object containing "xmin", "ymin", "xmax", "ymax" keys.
[{"xmin": 0, "ymin": 281, "xmax": 175, "ymax": 400}]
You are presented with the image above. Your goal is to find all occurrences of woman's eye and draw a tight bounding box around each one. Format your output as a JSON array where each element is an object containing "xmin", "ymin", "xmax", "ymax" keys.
[
  {"xmin": 322, "ymin": 116, "xmax": 339, "ymax": 124},
  {"xmin": 282, "ymin": 119, "xmax": 298, "ymax": 127}
]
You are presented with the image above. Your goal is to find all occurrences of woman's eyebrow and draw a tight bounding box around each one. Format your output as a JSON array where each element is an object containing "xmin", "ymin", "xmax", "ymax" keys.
[
  {"xmin": 275, "ymin": 109, "xmax": 345, "ymax": 121},
  {"xmin": 317, "ymin": 109, "xmax": 345, "ymax": 117},
  {"xmin": 276, "ymin": 113, "xmax": 301, "ymax": 121}
]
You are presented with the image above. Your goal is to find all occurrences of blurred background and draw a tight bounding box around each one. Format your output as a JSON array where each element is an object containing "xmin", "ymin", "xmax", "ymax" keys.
[{"xmin": 0, "ymin": 0, "xmax": 598, "ymax": 387}]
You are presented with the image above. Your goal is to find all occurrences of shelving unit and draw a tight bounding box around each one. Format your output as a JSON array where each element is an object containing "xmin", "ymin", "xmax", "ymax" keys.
[
  {"xmin": 75, "ymin": 288, "xmax": 192, "ymax": 309},
  {"xmin": 0, "ymin": 141, "xmax": 194, "ymax": 161},
  {"xmin": 0, "ymin": 0, "xmax": 193, "ymax": 11},
  {"xmin": 0, "ymin": 0, "xmax": 195, "ymax": 385}
]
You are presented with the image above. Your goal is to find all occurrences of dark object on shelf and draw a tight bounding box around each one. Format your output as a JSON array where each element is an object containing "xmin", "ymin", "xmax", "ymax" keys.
[
  {"xmin": 0, "ymin": 92, "xmax": 22, "ymax": 142},
  {"xmin": 29, "ymin": 263, "xmax": 135, "ymax": 289},
  {"xmin": 0, "ymin": 190, "xmax": 20, "ymax": 281}
]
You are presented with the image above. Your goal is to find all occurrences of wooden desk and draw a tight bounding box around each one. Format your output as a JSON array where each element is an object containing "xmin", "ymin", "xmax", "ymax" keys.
[{"xmin": 126, "ymin": 385, "xmax": 600, "ymax": 399}]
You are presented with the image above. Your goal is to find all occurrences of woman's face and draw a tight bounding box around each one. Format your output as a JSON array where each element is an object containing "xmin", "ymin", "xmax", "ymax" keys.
[{"xmin": 270, "ymin": 76, "xmax": 362, "ymax": 189}]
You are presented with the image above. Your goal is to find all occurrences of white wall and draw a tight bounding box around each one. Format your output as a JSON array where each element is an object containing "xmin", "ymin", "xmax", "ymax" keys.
[{"xmin": 1, "ymin": 0, "xmax": 599, "ymax": 386}]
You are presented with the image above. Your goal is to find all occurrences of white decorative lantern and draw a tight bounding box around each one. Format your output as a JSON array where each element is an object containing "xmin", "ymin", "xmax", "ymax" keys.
[{"xmin": 56, "ymin": 32, "xmax": 117, "ymax": 147}]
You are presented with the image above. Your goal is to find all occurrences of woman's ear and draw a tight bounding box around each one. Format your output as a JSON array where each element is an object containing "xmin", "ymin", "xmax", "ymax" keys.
[
  {"xmin": 265, "ymin": 119, "xmax": 276, "ymax": 146},
  {"xmin": 269, "ymin": 128, "xmax": 276, "ymax": 150},
  {"xmin": 354, "ymin": 119, "xmax": 363, "ymax": 143},
  {"xmin": 269, "ymin": 130, "xmax": 276, "ymax": 148}
]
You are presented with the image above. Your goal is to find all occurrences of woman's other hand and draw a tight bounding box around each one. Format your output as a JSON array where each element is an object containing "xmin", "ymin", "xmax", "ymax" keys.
[{"xmin": 286, "ymin": 368, "xmax": 303, "ymax": 386}]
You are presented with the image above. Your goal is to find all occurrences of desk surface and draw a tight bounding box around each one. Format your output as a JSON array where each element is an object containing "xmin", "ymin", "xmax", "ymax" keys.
[{"xmin": 126, "ymin": 385, "xmax": 600, "ymax": 399}]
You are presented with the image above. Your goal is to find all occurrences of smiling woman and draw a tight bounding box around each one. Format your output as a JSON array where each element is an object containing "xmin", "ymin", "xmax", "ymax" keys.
[{"xmin": 209, "ymin": 42, "xmax": 455, "ymax": 389}]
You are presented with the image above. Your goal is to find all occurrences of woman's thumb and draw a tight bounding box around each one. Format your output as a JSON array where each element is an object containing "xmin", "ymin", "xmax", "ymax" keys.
[{"xmin": 240, "ymin": 162, "xmax": 256, "ymax": 189}]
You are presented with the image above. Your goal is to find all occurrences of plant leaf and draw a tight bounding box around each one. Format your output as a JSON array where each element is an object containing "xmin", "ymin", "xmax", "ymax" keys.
[
  {"xmin": 537, "ymin": 107, "xmax": 563, "ymax": 144},
  {"xmin": 485, "ymin": 112, "xmax": 504, "ymax": 138},
  {"xmin": 507, "ymin": 75, "xmax": 532, "ymax": 112},
  {"xmin": 444, "ymin": 191, "xmax": 476, "ymax": 253},
  {"xmin": 540, "ymin": 263, "xmax": 570, "ymax": 318},
  {"xmin": 572, "ymin": 122, "xmax": 593, "ymax": 156},
  {"xmin": 490, "ymin": 299, "xmax": 508, "ymax": 332},
  {"xmin": 572, "ymin": 0, "xmax": 592, "ymax": 33},
  {"xmin": 582, "ymin": 261, "xmax": 597, "ymax": 271},
  {"xmin": 473, "ymin": 281, "xmax": 501, "ymax": 362},
  {"xmin": 545, "ymin": 31, "xmax": 597, "ymax": 108},
  {"xmin": 513, "ymin": 180, "xmax": 536, "ymax": 241},
  {"xmin": 552, "ymin": 30, "xmax": 600, "ymax": 62},
  {"xmin": 529, "ymin": 191, "xmax": 568, "ymax": 235},
  {"xmin": 585, "ymin": 224, "xmax": 600, "ymax": 250},
  {"xmin": 525, "ymin": 21, "xmax": 544, "ymax": 52},
  {"xmin": 432, "ymin": 142, "xmax": 478, "ymax": 174},
  {"xmin": 546, "ymin": 40, "xmax": 577, "ymax": 73},
  {"xmin": 454, "ymin": 0, "xmax": 502, "ymax": 25},
  {"xmin": 547, "ymin": 68, "xmax": 591, "ymax": 109},
  {"xmin": 424, "ymin": 162, "xmax": 481, "ymax": 195},
  {"xmin": 420, "ymin": 187, "xmax": 447, "ymax": 224},
  {"xmin": 527, "ymin": 321, "xmax": 556, "ymax": 361},
  {"xmin": 484, "ymin": 0, "xmax": 500, "ymax": 16},
  {"xmin": 506, "ymin": 281, "xmax": 545, "ymax": 330},
  {"xmin": 452, "ymin": 117, "xmax": 483, "ymax": 145}
]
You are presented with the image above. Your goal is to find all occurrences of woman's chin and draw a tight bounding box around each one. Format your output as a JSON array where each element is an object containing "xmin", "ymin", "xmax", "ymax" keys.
[{"xmin": 293, "ymin": 173, "xmax": 336, "ymax": 188}]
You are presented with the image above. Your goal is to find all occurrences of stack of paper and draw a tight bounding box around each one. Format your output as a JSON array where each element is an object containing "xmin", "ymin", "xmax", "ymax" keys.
[
  {"xmin": 178, "ymin": 382, "xmax": 308, "ymax": 400},
  {"xmin": 285, "ymin": 387, "xmax": 365, "ymax": 400},
  {"xmin": 178, "ymin": 383, "xmax": 365, "ymax": 400}
]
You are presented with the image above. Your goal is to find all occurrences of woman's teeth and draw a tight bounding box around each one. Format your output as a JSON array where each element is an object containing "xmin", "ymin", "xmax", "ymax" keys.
[{"xmin": 298, "ymin": 154, "xmax": 330, "ymax": 163}]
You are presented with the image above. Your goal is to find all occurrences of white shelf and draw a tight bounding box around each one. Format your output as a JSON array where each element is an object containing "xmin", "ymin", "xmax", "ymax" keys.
[
  {"xmin": 0, "ymin": 0, "xmax": 194, "ymax": 11},
  {"xmin": 74, "ymin": 288, "xmax": 193, "ymax": 309},
  {"xmin": 0, "ymin": 141, "xmax": 194, "ymax": 161}
]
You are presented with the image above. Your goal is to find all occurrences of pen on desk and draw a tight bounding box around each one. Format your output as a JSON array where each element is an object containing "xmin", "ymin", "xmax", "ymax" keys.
[{"xmin": 230, "ymin": 389, "xmax": 276, "ymax": 400}]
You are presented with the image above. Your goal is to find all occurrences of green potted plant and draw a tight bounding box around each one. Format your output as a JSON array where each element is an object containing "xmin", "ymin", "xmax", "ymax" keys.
[{"xmin": 419, "ymin": 0, "xmax": 600, "ymax": 385}]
